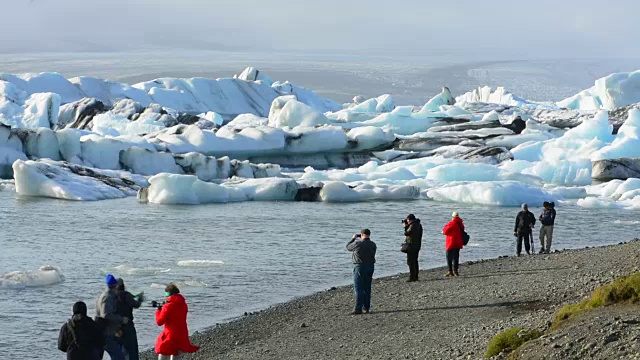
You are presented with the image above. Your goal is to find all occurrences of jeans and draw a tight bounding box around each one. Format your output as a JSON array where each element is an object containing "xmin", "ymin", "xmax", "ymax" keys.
[
  {"xmin": 516, "ymin": 231, "xmax": 531, "ymax": 255},
  {"xmin": 122, "ymin": 323, "xmax": 139, "ymax": 360},
  {"xmin": 353, "ymin": 263, "xmax": 375, "ymax": 312},
  {"xmin": 540, "ymin": 225, "xmax": 554, "ymax": 252},
  {"xmin": 446, "ymin": 249, "xmax": 460, "ymax": 273},
  {"xmin": 406, "ymin": 250, "xmax": 420, "ymax": 280}
]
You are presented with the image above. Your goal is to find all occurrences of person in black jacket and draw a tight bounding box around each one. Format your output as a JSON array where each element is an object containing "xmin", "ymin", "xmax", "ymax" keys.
[
  {"xmin": 116, "ymin": 278, "xmax": 144, "ymax": 360},
  {"xmin": 403, "ymin": 214, "xmax": 423, "ymax": 282},
  {"xmin": 514, "ymin": 203, "xmax": 536, "ymax": 256},
  {"xmin": 538, "ymin": 201, "xmax": 557, "ymax": 254},
  {"xmin": 58, "ymin": 301, "xmax": 102, "ymax": 360}
]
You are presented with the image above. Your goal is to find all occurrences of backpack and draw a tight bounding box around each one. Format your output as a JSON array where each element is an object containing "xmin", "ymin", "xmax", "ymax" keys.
[{"xmin": 459, "ymin": 223, "xmax": 470, "ymax": 246}]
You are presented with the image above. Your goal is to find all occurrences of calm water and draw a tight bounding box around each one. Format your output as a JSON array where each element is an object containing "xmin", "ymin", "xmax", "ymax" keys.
[{"xmin": 1, "ymin": 191, "xmax": 638, "ymax": 359}]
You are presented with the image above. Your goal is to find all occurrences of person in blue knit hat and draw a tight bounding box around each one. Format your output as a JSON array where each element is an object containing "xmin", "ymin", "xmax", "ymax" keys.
[{"xmin": 95, "ymin": 274, "xmax": 129, "ymax": 360}]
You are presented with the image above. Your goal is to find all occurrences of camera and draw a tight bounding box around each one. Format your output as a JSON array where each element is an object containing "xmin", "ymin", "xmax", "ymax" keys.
[
  {"xmin": 402, "ymin": 219, "xmax": 407, "ymax": 224},
  {"xmin": 150, "ymin": 300, "xmax": 164, "ymax": 310}
]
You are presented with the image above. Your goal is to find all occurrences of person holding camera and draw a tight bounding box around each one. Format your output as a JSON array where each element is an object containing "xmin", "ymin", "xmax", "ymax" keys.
[
  {"xmin": 403, "ymin": 214, "xmax": 423, "ymax": 282},
  {"xmin": 346, "ymin": 229, "xmax": 377, "ymax": 315},
  {"xmin": 155, "ymin": 284, "xmax": 199, "ymax": 360},
  {"xmin": 514, "ymin": 203, "xmax": 536, "ymax": 256}
]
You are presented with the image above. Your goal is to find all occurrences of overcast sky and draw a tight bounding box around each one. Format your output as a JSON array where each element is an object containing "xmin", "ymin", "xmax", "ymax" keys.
[{"xmin": 2, "ymin": 0, "xmax": 640, "ymax": 59}]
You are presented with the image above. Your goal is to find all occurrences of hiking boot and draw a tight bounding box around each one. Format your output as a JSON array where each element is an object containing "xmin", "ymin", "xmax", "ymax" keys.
[
  {"xmin": 454, "ymin": 271, "xmax": 460, "ymax": 277},
  {"xmin": 539, "ymin": 249, "xmax": 545, "ymax": 254},
  {"xmin": 444, "ymin": 272, "xmax": 453, "ymax": 277},
  {"xmin": 350, "ymin": 310, "xmax": 363, "ymax": 315}
]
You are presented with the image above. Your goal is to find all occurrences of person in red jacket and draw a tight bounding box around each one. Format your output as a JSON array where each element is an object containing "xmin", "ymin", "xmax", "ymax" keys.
[
  {"xmin": 155, "ymin": 284, "xmax": 199, "ymax": 360},
  {"xmin": 442, "ymin": 211, "xmax": 465, "ymax": 277}
]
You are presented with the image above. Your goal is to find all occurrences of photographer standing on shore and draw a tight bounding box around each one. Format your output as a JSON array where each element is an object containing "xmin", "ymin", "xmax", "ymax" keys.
[
  {"xmin": 514, "ymin": 203, "xmax": 536, "ymax": 256},
  {"xmin": 155, "ymin": 284, "xmax": 199, "ymax": 360},
  {"xmin": 403, "ymin": 214, "xmax": 423, "ymax": 282},
  {"xmin": 346, "ymin": 229, "xmax": 377, "ymax": 315}
]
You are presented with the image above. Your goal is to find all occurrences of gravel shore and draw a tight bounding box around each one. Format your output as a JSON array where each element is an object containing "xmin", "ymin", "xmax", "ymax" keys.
[{"xmin": 141, "ymin": 239, "xmax": 640, "ymax": 360}]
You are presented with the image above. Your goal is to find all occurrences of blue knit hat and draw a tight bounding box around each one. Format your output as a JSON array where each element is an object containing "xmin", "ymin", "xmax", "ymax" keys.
[{"xmin": 105, "ymin": 274, "xmax": 118, "ymax": 288}]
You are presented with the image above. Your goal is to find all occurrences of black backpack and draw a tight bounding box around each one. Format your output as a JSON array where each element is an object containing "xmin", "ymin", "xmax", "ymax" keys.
[{"xmin": 459, "ymin": 223, "xmax": 470, "ymax": 246}]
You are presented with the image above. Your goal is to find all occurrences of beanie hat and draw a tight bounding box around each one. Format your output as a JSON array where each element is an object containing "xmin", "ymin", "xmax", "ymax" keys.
[
  {"xmin": 452, "ymin": 211, "xmax": 459, "ymax": 218},
  {"xmin": 105, "ymin": 274, "xmax": 118, "ymax": 288},
  {"xmin": 72, "ymin": 301, "xmax": 87, "ymax": 316}
]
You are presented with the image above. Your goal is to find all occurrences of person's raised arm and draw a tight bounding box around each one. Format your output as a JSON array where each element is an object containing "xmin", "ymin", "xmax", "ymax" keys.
[
  {"xmin": 404, "ymin": 223, "xmax": 413, "ymax": 236},
  {"xmin": 346, "ymin": 235, "xmax": 359, "ymax": 251}
]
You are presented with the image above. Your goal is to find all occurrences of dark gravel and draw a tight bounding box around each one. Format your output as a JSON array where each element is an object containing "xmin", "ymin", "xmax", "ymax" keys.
[{"xmin": 141, "ymin": 239, "xmax": 640, "ymax": 360}]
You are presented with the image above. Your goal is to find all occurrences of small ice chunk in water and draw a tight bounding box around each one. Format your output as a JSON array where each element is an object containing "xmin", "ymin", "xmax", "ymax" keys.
[
  {"xmin": 176, "ymin": 260, "xmax": 225, "ymax": 267},
  {"xmin": 0, "ymin": 265, "xmax": 65, "ymax": 289}
]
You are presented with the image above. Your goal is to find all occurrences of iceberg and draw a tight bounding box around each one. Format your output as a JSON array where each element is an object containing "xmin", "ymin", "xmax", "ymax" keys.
[
  {"xmin": 592, "ymin": 109, "xmax": 640, "ymax": 160},
  {"xmin": 0, "ymin": 80, "xmax": 61, "ymax": 129},
  {"xmin": 3, "ymin": 66, "xmax": 640, "ymax": 210},
  {"xmin": 268, "ymin": 99, "xmax": 329, "ymax": 128},
  {"xmin": 319, "ymin": 182, "xmax": 420, "ymax": 202},
  {"xmin": 426, "ymin": 181, "xmax": 557, "ymax": 206},
  {"xmin": 0, "ymin": 68, "xmax": 340, "ymax": 128},
  {"xmin": 142, "ymin": 174, "xmax": 299, "ymax": 204},
  {"xmin": 558, "ymin": 69, "xmax": 640, "ymax": 110},
  {"xmin": 455, "ymin": 86, "xmax": 542, "ymax": 108},
  {"xmin": 422, "ymin": 87, "xmax": 455, "ymax": 112},
  {"xmin": 143, "ymin": 173, "xmax": 244, "ymax": 204},
  {"xmin": 0, "ymin": 265, "xmax": 65, "ymax": 289},
  {"xmin": 13, "ymin": 159, "xmax": 147, "ymax": 201}
]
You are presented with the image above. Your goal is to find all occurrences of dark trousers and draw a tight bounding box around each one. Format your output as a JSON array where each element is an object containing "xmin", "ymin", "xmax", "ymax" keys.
[
  {"xmin": 446, "ymin": 249, "xmax": 460, "ymax": 273},
  {"xmin": 353, "ymin": 263, "xmax": 375, "ymax": 312},
  {"xmin": 406, "ymin": 250, "xmax": 420, "ymax": 280},
  {"xmin": 122, "ymin": 323, "xmax": 139, "ymax": 360},
  {"xmin": 99, "ymin": 335, "xmax": 126, "ymax": 360},
  {"xmin": 517, "ymin": 231, "xmax": 531, "ymax": 255}
]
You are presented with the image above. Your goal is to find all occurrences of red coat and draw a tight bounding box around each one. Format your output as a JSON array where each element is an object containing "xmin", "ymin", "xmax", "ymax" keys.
[
  {"xmin": 443, "ymin": 217, "xmax": 465, "ymax": 251},
  {"xmin": 155, "ymin": 294, "xmax": 199, "ymax": 355}
]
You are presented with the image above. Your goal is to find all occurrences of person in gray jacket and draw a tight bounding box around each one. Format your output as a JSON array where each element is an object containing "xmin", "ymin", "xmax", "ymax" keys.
[
  {"xmin": 95, "ymin": 274, "xmax": 129, "ymax": 360},
  {"xmin": 346, "ymin": 229, "xmax": 377, "ymax": 315}
]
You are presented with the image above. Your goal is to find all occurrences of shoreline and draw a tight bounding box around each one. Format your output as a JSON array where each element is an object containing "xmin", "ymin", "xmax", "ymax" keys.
[{"xmin": 141, "ymin": 239, "xmax": 640, "ymax": 359}]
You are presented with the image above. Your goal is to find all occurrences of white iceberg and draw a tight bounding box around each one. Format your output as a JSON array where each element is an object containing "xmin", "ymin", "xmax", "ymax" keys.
[
  {"xmin": 0, "ymin": 265, "xmax": 65, "ymax": 289},
  {"xmin": 13, "ymin": 159, "xmax": 147, "ymax": 201},
  {"xmin": 558, "ymin": 69, "xmax": 640, "ymax": 110},
  {"xmin": 426, "ymin": 181, "xmax": 557, "ymax": 206}
]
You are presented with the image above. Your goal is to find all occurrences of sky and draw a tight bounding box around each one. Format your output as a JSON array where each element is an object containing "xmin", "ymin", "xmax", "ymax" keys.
[{"xmin": 2, "ymin": 0, "xmax": 640, "ymax": 59}]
